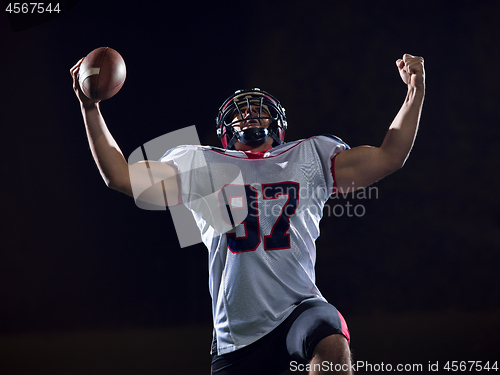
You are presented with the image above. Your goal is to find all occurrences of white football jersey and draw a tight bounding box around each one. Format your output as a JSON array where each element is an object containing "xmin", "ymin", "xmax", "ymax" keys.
[{"xmin": 160, "ymin": 135, "xmax": 348, "ymax": 355}]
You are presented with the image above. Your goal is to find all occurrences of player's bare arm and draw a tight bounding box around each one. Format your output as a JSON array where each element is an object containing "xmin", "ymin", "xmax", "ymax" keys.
[
  {"xmin": 334, "ymin": 54, "xmax": 425, "ymax": 191},
  {"xmin": 70, "ymin": 59, "xmax": 179, "ymax": 206}
]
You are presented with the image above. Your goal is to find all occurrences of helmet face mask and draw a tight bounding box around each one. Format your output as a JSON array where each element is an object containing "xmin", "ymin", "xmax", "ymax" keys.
[{"xmin": 216, "ymin": 88, "xmax": 287, "ymax": 149}]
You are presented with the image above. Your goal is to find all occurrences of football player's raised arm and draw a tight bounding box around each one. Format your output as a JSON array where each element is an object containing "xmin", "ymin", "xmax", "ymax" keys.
[
  {"xmin": 70, "ymin": 59, "xmax": 179, "ymax": 206},
  {"xmin": 334, "ymin": 54, "xmax": 425, "ymax": 191}
]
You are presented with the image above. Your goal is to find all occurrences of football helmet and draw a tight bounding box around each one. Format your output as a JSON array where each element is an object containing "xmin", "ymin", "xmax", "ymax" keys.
[{"xmin": 216, "ymin": 88, "xmax": 287, "ymax": 149}]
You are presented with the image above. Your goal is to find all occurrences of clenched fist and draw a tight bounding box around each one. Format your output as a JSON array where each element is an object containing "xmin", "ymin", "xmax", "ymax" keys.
[{"xmin": 396, "ymin": 54, "xmax": 425, "ymax": 90}]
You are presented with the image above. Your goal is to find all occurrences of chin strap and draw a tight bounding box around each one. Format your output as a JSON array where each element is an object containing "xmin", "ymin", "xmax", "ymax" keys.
[
  {"xmin": 225, "ymin": 128, "xmax": 269, "ymax": 150},
  {"xmin": 225, "ymin": 125, "xmax": 283, "ymax": 150},
  {"xmin": 225, "ymin": 134, "xmax": 238, "ymax": 150},
  {"xmin": 270, "ymin": 131, "xmax": 283, "ymax": 147}
]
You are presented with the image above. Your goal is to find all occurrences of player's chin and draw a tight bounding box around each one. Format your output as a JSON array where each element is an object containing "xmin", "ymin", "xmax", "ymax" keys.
[{"xmin": 233, "ymin": 140, "xmax": 257, "ymax": 151}]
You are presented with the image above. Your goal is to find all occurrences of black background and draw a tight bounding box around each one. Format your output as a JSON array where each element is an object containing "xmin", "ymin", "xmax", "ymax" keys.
[{"xmin": 1, "ymin": 0, "xmax": 499, "ymax": 373}]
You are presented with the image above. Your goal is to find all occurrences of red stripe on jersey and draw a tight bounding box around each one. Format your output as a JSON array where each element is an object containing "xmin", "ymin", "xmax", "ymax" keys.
[
  {"xmin": 331, "ymin": 153, "xmax": 340, "ymax": 194},
  {"xmin": 338, "ymin": 310, "xmax": 351, "ymax": 345}
]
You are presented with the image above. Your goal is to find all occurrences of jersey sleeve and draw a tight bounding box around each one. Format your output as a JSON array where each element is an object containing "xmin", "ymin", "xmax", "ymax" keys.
[
  {"xmin": 159, "ymin": 145, "xmax": 209, "ymax": 205},
  {"xmin": 159, "ymin": 145, "xmax": 192, "ymax": 173},
  {"xmin": 159, "ymin": 145, "xmax": 244, "ymax": 236},
  {"xmin": 309, "ymin": 135, "xmax": 350, "ymax": 195}
]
